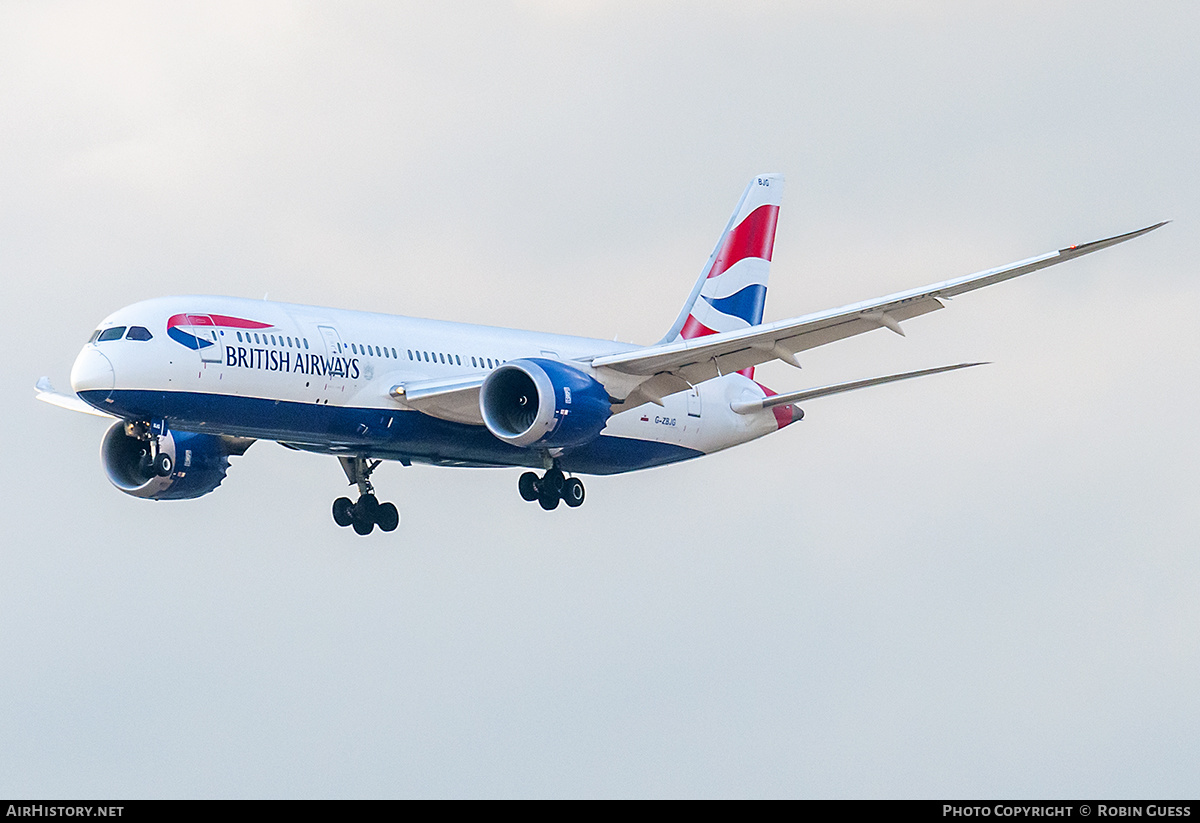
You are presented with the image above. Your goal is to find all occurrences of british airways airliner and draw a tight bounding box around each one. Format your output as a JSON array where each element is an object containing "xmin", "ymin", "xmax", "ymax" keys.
[{"xmin": 37, "ymin": 175, "xmax": 1164, "ymax": 534}]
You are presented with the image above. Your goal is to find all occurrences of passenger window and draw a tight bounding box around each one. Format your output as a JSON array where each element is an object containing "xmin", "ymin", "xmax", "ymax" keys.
[
  {"xmin": 304, "ymin": 339, "xmax": 309, "ymax": 349},
  {"xmin": 439, "ymin": 353, "xmax": 445, "ymax": 364},
  {"xmin": 270, "ymin": 335, "xmax": 276, "ymax": 345},
  {"xmin": 351, "ymin": 343, "xmax": 357, "ymax": 354},
  {"xmin": 254, "ymin": 333, "xmax": 260, "ymax": 344},
  {"xmin": 392, "ymin": 348, "xmax": 397, "ymax": 358},
  {"xmin": 98, "ymin": 327, "xmax": 126, "ymax": 342},
  {"xmin": 125, "ymin": 326, "xmax": 153, "ymax": 341},
  {"xmin": 407, "ymin": 350, "xmax": 413, "ymax": 360}
]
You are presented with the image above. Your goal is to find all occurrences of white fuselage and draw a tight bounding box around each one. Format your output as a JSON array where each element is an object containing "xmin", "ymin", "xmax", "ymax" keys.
[{"xmin": 71, "ymin": 296, "xmax": 793, "ymax": 474}]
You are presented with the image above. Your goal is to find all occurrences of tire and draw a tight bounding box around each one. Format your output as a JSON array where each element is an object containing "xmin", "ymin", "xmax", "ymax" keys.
[
  {"xmin": 518, "ymin": 472, "xmax": 540, "ymax": 502},
  {"xmin": 538, "ymin": 493, "xmax": 560, "ymax": 511},
  {"xmin": 154, "ymin": 452, "xmax": 173, "ymax": 477},
  {"xmin": 562, "ymin": 477, "xmax": 585, "ymax": 508},
  {"xmin": 542, "ymin": 468, "xmax": 564, "ymax": 497},
  {"xmin": 332, "ymin": 497, "xmax": 354, "ymax": 527},
  {"xmin": 351, "ymin": 495, "xmax": 377, "ymax": 534},
  {"xmin": 376, "ymin": 502, "xmax": 400, "ymax": 532}
]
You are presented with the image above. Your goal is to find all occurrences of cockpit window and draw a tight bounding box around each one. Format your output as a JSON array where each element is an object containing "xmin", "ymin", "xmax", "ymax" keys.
[
  {"xmin": 126, "ymin": 326, "xmax": 153, "ymax": 341},
  {"xmin": 97, "ymin": 327, "xmax": 126, "ymax": 342},
  {"xmin": 88, "ymin": 330, "xmax": 101, "ymax": 344}
]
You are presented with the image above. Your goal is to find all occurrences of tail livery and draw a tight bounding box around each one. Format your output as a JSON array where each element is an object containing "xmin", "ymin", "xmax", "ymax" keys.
[{"xmin": 662, "ymin": 173, "xmax": 784, "ymax": 377}]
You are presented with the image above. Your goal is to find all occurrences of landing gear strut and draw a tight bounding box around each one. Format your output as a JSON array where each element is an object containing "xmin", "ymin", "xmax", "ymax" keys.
[
  {"xmin": 519, "ymin": 465, "xmax": 585, "ymax": 511},
  {"xmin": 128, "ymin": 420, "xmax": 173, "ymax": 477},
  {"xmin": 332, "ymin": 456, "xmax": 399, "ymax": 535}
]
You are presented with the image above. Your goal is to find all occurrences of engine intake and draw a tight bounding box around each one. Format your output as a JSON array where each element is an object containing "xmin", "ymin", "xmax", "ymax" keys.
[
  {"xmin": 101, "ymin": 422, "xmax": 251, "ymax": 500},
  {"xmin": 480, "ymin": 358, "xmax": 611, "ymax": 448}
]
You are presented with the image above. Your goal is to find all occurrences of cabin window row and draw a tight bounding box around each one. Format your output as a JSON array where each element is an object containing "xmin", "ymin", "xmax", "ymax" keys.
[
  {"xmin": 405, "ymin": 350, "xmax": 504, "ymax": 370},
  {"xmin": 349, "ymin": 343, "xmax": 398, "ymax": 359},
  {"xmin": 234, "ymin": 331, "xmax": 310, "ymax": 350}
]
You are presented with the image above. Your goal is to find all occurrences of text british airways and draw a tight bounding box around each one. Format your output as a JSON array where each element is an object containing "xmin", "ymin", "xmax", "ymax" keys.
[{"xmin": 225, "ymin": 346, "xmax": 360, "ymax": 378}]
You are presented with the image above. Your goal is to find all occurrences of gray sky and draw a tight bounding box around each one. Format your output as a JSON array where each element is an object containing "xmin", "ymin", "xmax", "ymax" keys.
[{"xmin": 3, "ymin": 0, "xmax": 1198, "ymax": 798}]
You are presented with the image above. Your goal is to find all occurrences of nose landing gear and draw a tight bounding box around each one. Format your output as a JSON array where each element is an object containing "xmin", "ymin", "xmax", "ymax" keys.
[
  {"xmin": 332, "ymin": 456, "xmax": 400, "ymax": 535},
  {"xmin": 519, "ymin": 467, "xmax": 585, "ymax": 511},
  {"xmin": 128, "ymin": 421, "xmax": 173, "ymax": 477}
]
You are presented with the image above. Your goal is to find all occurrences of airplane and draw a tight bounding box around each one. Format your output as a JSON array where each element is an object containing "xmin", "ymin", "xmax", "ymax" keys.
[{"xmin": 36, "ymin": 174, "xmax": 1165, "ymax": 535}]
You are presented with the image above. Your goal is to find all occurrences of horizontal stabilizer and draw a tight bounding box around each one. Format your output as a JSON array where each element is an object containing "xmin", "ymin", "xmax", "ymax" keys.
[{"xmin": 730, "ymin": 362, "xmax": 987, "ymax": 414}]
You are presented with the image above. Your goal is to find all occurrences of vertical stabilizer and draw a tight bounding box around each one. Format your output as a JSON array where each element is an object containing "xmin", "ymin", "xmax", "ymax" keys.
[{"xmin": 659, "ymin": 174, "xmax": 784, "ymax": 376}]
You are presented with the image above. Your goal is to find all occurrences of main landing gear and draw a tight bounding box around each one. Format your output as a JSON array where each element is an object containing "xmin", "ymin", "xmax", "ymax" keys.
[
  {"xmin": 332, "ymin": 456, "xmax": 399, "ymax": 535},
  {"xmin": 518, "ymin": 466, "xmax": 585, "ymax": 511}
]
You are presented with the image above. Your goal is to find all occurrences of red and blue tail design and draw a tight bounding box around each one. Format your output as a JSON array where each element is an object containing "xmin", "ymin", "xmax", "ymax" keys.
[{"xmin": 661, "ymin": 174, "xmax": 784, "ymax": 378}]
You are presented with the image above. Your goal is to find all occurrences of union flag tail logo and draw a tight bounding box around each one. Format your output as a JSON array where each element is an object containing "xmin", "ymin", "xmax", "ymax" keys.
[{"xmin": 661, "ymin": 174, "xmax": 784, "ymax": 379}]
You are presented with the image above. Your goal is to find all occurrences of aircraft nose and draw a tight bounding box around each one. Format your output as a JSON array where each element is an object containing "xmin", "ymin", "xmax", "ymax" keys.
[{"xmin": 71, "ymin": 347, "xmax": 115, "ymax": 401}]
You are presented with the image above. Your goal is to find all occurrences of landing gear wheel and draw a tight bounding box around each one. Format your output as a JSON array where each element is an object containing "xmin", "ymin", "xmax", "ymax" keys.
[
  {"xmin": 332, "ymin": 497, "xmax": 354, "ymax": 527},
  {"xmin": 518, "ymin": 472, "xmax": 540, "ymax": 502},
  {"xmin": 562, "ymin": 477, "xmax": 585, "ymax": 508},
  {"xmin": 154, "ymin": 452, "xmax": 173, "ymax": 477},
  {"xmin": 334, "ymin": 457, "xmax": 403, "ymax": 536},
  {"xmin": 376, "ymin": 502, "xmax": 400, "ymax": 532},
  {"xmin": 538, "ymin": 492, "xmax": 560, "ymax": 511},
  {"xmin": 542, "ymin": 468, "xmax": 565, "ymax": 498},
  {"xmin": 351, "ymin": 494, "xmax": 378, "ymax": 535}
]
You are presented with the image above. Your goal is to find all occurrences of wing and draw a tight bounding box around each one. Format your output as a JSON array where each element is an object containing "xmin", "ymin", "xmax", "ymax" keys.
[
  {"xmin": 35, "ymin": 377, "xmax": 118, "ymax": 418},
  {"xmin": 388, "ymin": 373, "xmax": 488, "ymax": 425},
  {"xmin": 590, "ymin": 222, "xmax": 1166, "ymax": 408}
]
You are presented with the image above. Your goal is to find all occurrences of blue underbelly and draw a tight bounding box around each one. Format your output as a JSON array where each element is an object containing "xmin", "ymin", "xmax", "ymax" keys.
[{"xmin": 80, "ymin": 389, "xmax": 702, "ymax": 475}]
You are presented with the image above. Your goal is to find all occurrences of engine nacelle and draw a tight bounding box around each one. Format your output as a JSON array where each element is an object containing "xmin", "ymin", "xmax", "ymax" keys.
[
  {"xmin": 101, "ymin": 422, "xmax": 250, "ymax": 500},
  {"xmin": 480, "ymin": 358, "xmax": 612, "ymax": 448}
]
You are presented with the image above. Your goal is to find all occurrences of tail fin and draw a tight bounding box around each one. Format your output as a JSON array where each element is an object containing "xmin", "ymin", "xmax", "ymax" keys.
[{"xmin": 660, "ymin": 174, "xmax": 785, "ymax": 369}]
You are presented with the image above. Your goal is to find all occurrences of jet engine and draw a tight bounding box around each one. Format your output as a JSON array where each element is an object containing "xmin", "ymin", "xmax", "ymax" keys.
[
  {"xmin": 100, "ymin": 421, "xmax": 252, "ymax": 500},
  {"xmin": 480, "ymin": 358, "xmax": 612, "ymax": 448}
]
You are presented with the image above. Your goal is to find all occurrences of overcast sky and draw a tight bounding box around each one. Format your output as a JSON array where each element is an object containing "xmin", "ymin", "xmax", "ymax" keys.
[{"xmin": 3, "ymin": 1, "xmax": 1198, "ymax": 798}]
